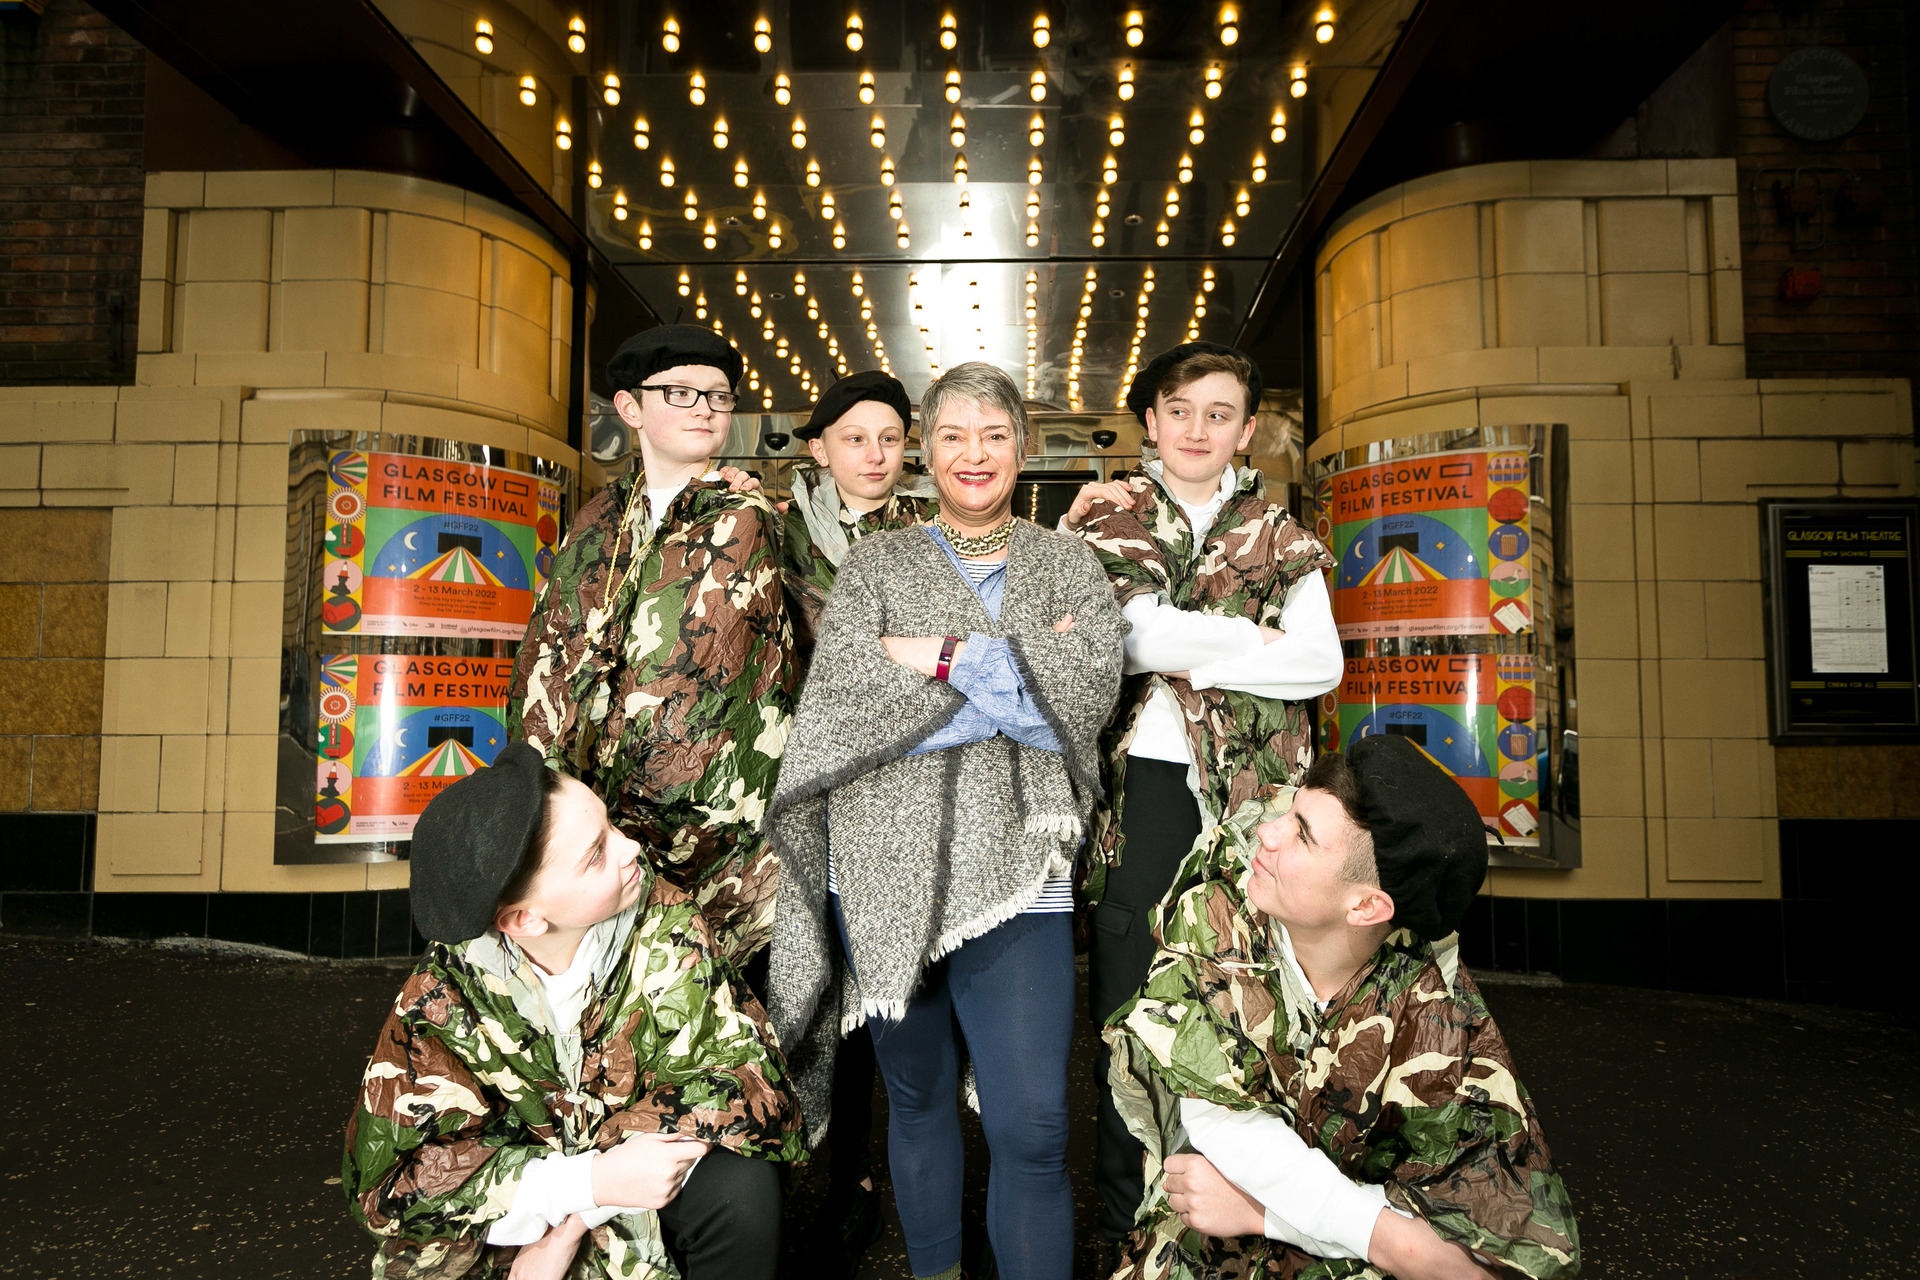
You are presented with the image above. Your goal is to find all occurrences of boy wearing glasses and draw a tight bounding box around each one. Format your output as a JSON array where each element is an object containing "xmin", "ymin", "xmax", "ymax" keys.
[{"xmin": 509, "ymin": 326, "xmax": 793, "ymax": 967}]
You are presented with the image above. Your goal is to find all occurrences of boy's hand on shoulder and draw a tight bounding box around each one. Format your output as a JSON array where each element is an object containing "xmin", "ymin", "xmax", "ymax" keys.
[
  {"xmin": 1163, "ymin": 1152, "xmax": 1266, "ymax": 1239},
  {"xmin": 592, "ymin": 1132, "xmax": 711, "ymax": 1210},
  {"xmin": 1367, "ymin": 1208, "xmax": 1501, "ymax": 1280},
  {"xmin": 1063, "ymin": 479, "xmax": 1136, "ymax": 529},
  {"xmin": 508, "ymin": 1214, "xmax": 588, "ymax": 1280},
  {"xmin": 717, "ymin": 466, "xmax": 763, "ymax": 494}
]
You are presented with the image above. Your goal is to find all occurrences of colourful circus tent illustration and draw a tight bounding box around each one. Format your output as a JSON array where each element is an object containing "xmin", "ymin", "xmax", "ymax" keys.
[
  {"xmin": 1359, "ymin": 542, "xmax": 1450, "ymax": 587},
  {"xmin": 409, "ymin": 544, "xmax": 505, "ymax": 587},
  {"xmin": 399, "ymin": 736, "xmax": 489, "ymax": 777}
]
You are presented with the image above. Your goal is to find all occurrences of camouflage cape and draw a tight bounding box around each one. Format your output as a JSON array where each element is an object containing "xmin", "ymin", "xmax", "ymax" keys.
[
  {"xmin": 342, "ymin": 871, "xmax": 805, "ymax": 1280},
  {"xmin": 776, "ymin": 465, "xmax": 935, "ymax": 660},
  {"xmin": 508, "ymin": 466, "xmax": 794, "ymax": 963},
  {"xmin": 1069, "ymin": 464, "xmax": 1335, "ymax": 901},
  {"xmin": 1105, "ymin": 795, "xmax": 1579, "ymax": 1280}
]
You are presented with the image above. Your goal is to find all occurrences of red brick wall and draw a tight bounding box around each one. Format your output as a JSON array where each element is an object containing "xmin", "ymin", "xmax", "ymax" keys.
[
  {"xmin": 1736, "ymin": 0, "xmax": 1919, "ymax": 384},
  {"xmin": 0, "ymin": 1, "xmax": 145, "ymax": 385}
]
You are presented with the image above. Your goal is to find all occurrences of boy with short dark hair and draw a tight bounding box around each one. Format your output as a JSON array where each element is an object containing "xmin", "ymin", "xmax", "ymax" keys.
[
  {"xmin": 342, "ymin": 742, "xmax": 803, "ymax": 1280},
  {"xmin": 1104, "ymin": 735, "xmax": 1580, "ymax": 1280}
]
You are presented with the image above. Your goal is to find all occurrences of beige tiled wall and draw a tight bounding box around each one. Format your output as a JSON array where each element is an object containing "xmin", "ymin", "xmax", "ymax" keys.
[
  {"xmin": 1311, "ymin": 160, "xmax": 1918, "ymax": 903},
  {"xmin": 5, "ymin": 169, "xmax": 588, "ymax": 894}
]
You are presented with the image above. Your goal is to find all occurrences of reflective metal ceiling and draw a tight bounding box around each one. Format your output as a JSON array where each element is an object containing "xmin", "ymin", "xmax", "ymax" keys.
[{"xmin": 579, "ymin": 0, "xmax": 1416, "ymax": 411}]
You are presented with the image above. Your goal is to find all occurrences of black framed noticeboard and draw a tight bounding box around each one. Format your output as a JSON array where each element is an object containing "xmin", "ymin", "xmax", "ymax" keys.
[{"xmin": 1762, "ymin": 500, "xmax": 1919, "ymax": 742}]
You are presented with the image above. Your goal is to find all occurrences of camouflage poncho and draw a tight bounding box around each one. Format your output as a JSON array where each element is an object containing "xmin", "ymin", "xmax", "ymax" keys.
[
  {"xmin": 343, "ymin": 872, "xmax": 804, "ymax": 1280},
  {"xmin": 1105, "ymin": 796, "xmax": 1579, "ymax": 1280},
  {"xmin": 776, "ymin": 466, "xmax": 935, "ymax": 660},
  {"xmin": 508, "ymin": 468, "xmax": 794, "ymax": 963},
  {"xmin": 1070, "ymin": 465, "xmax": 1335, "ymax": 901}
]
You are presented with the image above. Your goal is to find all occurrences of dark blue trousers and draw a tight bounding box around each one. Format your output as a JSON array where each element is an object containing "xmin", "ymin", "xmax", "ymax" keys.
[{"xmin": 836, "ymin": 899, "xmax": 1075, "ymax": 1280}]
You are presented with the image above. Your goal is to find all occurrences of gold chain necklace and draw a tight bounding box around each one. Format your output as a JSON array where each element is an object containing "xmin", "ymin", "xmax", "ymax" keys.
[{"xmin": 936, "ymin": 515, "xmax": 1016, "ymax": 556}]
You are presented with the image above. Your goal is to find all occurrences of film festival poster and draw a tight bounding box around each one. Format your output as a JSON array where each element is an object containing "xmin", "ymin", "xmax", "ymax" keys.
[
  {"xmin": 314, "ymin": 654, "xmax": 518, "ymax": 842},
  {"xmin": 1312, "ymin": 447, "xmax": 1538, "ymax": 842},
  {"xmin": 320, "ymin": 450, "xmax": 562, "ymax": 640}
]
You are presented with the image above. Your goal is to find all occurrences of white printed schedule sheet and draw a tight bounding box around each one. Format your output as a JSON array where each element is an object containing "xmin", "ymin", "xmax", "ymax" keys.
[{"xmin": 1807, "ymin": 563, "xmax": 1889, "ymax": 674}]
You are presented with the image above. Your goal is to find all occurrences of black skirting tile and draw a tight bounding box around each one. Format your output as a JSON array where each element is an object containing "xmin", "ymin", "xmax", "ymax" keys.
[
  {"xmin": 91, "ymin": 891, "xmax": 208, "ymax": 941},
  {"xmin": 0, "ymin": 814, "xmax": 93, "ymax": 892},
  {"xmin": 0, "ymin": 892, "xmax": 91, "ymax": 938},
  {"xmin": 207, "ymin": 892, "xmax": 311, "ymax": 954}
]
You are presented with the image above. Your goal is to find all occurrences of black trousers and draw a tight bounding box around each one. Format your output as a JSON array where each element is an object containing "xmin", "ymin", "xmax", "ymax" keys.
[
  {"xmin": 657, "ymin": 1147, "xmax": 783, "ymax": 1280},
  {"xmin": 1086, "ymin": 757, "xmax": 1204, "ymax": 1243},
  {"xmin": 828, "ymin": 1022, "xmax": 879, "ymax": 1205}
]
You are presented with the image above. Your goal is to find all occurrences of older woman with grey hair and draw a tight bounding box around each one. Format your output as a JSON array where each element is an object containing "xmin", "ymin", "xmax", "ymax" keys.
[{"xmin": 768, "ymin": 362, "xmax": 1125, "ymax": 1280}]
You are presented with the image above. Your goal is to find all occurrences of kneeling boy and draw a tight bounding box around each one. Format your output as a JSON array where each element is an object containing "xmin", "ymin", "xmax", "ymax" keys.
[
  {"xmin": 343, "ymin": 742, "xmax": 803, "ymax": 1279},
  {"xmin": 1106, "ymin": 735, "xmax": 1579, "ymax": 1280}
]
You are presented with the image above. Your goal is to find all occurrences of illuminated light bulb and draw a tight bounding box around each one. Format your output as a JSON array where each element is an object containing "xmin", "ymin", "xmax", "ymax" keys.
[
  {"xmin": 1203, "ymin": 266, "xmax": 1216, "ymax": 291},
  {"xmin": 754, "ymin": 16, "xmax": 772, "ymax": 52},
  {"xmin": 473, "ymin": 19, "xmax": 494, "ymax": 54},
  {"xmin": 772, "ymin": 73, "xmax": 792, "ymax": 105},
  {"xmin": 859, "ymin": 70, "xmax": 876, "ymax": 104},
  {"xmin": 1029, "ymin": 113, "xmax": 1046, "ymax": 147},
  {"xmin": 688, "ymin": 72, "xmax": 706, "ymax": 105},
  {"xmin": 1096, "ymin": 188, "xmax": 1111, "ymax": 217},
  {"xmin": 888, "ymin": 191, "xmax": 903, "ymax": 220},
  {"xmin": 1252, "ymin": 154, "xmax": 1268, "ymax": 182},
  {"xmin": 638, "ymin": 220, "xmax": 652, "ymax": 249},
  {"xmin": 1022, "ymin": 221, "xmax": 1038, "ymax": 247},
  {"xmin": 845, "ymin": 13, "xmax": 863, "ymax": 51},
  {"xmin": 735, "ymin": 270, "xmax": 749, "ymax": 295},
  {"xmin": 1026, "ymin": 193, "xmax": 1041, "ymax": 219},
  {"xmin": 805, "ymin": 157, "xmax": 821, "ymax": 186},
  {"xmin": 752, "ymin": 191, "xmax": 767, "ymax": 219},
  {"xmin": 1124, "ymin": 9, "xmax": 1144, "ymax": 45},
  {"xmin": 695, "ymin": 296, "xmax": 708, "ymax": 319},
  {"xmin": 940, "ymin": 11, "xmax": 958, "ymax": 48},
  {"xmin": 677, "ymin": 270, "xmax": 691, "ymax": 295},
  {"xmin": 612, "ymin": 190, "xmax": 628, "ymax": 220},
  {"xmin": 633, "ymin": 116, "xmax": 651, "ymax": 149},
  {"xmin": 1029, "ymin": 69, "xmax": 1047, "ymax": 101},
  {"xmin": 1104, "ymin": 116, "xmax": 1128, "ymax": 150},
  {"xmin": 683, "ymin": 190, "xmax": 699, "ymax": 219},
  {"xmin": 896, "ymin": 224, "xmax": 909, "ymax": 248},
  {"xmin": 659, "ymin": 157, "xmax": 675, "ymax": 185},
  {"xmin": 1156, "ymin": 220, "xmax": 1169, "ymax": 247},
  {"xmin": 699, "ymin": 218, "xmax": 716, "ymax": 250},
  {"xmin": 790, "ymin": 116, "xmax": 806, "ymax": 148},
  {"xmin": 518, "ymin": 76, "xmax": 538, "ymax": 106},
  {"xmin": 821, "ymin": 192, "xmax": 836, "ymax": 217},
  {"xmin": 1165, "ymin": 187, "xmax": 1180, "ymax": 217},
  {"xmin": 851, "ymin": 272, "xmax": 864, "ymax": 296},
  {"xmin": 949, "ymin": 111, "xmax": 966, "ymax": 147},
  {"xmin": 1218, "ymin": 4, "xmax": 1239, "ymax": 45},
  {"xmin": 1178, "ymin": 155, "xmax": 1194, "ymax": 183},
  {"xmin": 554, "ymin": 120, "xmax": 573, "ymax": 149},
  {"xmin": 945, "ymin": 67, "xmax": 962, "ymax": 103},
  {"xmin": 1220, "ymin": 218, "xmax": 1236, "ymax": 246},
  {"xmin": 794, "ymin": 271, "xmax": 807, "ymax": 295},
  {"xmin": 1102, "ymin": 156, "xmax": 1118, "ymax": 184},
  {"xmin": 953, "ymin": 154, "xmax": 968, "ymax": 184},
  {"xmin": 586, "ymin": 160, "xmax": 603, "ymax": 188},
  {"xmin": 1315, "ymin": 6, "xmax": 1335, "ymax": 42},
  {"xmin": 662, "ymin": 17, "xmax": 681, "ymax": 52},
  {"xmin": 1027, "ymin": 156, "xmax": 1043, "ymax": 185},
  {"xmin": 733, "ymin": 157, "xmax": 750, "ymax": 187},
  {"xmin": 1079, "ymin": 302, "xmax": 1092, "ymax": 318},
  {"xmin": 1189, "ymin": 110, "xmax": 1206, "ymax": 144},
  {"xmin": 1290, "ymin": 65, "xmax": 1308, "ymax": 97},
  {"xmin": 870, "ymin": 114, "xmax": 886, "ymax": 148},
  {"xmin": 832, "ymin": 223, "xmax": 847, "ymax": 249},
  {"xmin": 879, "ymin": 156, "xmax": 895, "ymax": 185},
  {"xmin": 713, "ymin": 117, "xmax": 729, "ymax": 148},
  {"xmin": 1235, "ymin": 189, "xmax": 1251, "ymax": 217},
  {"xmin": 768, "ymin": 222, "xmax": 783, "ymax": 248},
  {"xmin": 602, "ymin": 72, "xmax": 621, "ymax": 105},
  {"xmin": 1032, "ymin": 13, "xmax": 1050, "ymax": 47}
]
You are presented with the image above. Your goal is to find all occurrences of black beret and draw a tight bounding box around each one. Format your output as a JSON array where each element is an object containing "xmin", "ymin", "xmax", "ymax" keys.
[
  {"xmin": 409, "ymin": 741, "xmax": 551, "ymax": 943},
  {"xmin": 1125, "ymin": 341, "xmax": 1262, "ymax": 425},
  {"xmin": 797, "ymin": 370, "xmax": 912, "ymax": 440},
  {"xmin": 1346, "ymin": 734, "xmax": 1489, "ymax": 942},
  {"xmin": 606, "ymin": 324, "xmax": 743, "ymax": 392}
]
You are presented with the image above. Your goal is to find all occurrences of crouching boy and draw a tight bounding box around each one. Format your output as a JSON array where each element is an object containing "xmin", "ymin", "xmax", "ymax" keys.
[
  {"xmin": 1105, "ymin": 735, "xmax": 1579, "ymax": 1280},
  {"xmin": 343, "ymin": 742, "xmax": 804, "ymax": 1279}
]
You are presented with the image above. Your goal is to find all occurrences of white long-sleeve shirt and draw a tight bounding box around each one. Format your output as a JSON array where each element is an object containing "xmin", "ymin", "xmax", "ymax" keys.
[{"xmin": 1120, "ymin": 466, "xmax": 1342, "ymax": 764}]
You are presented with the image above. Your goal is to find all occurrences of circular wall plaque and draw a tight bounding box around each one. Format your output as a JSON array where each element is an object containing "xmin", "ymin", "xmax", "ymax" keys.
[{"xmin": 1768, "ymin": 47, "xmax": 1869, "ymax": 141}]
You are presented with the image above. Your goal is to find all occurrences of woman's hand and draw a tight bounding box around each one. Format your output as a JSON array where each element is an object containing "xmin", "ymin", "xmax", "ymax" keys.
[
  {"xmin": 881, "ymin": 636, "xmax": 963, "ymax": 677},
  {"xmin": 508, "ymin": 1214, "xmax": 588, "ymax": 1280},
  {"xmin": 1062, "ymin": 480, "xmax": 1136, "ymax": 528},
  {"xmin": 590, "ymin": 1133, "xmax": 710, "ymax": 1211},
  {"xmin": 1163, "ymin": 1153, "xmax": 1267, "ymax": 1239}
]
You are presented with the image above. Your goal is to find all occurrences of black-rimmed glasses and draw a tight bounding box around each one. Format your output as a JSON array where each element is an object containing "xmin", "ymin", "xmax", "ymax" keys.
[{"xmin": 636, "ymin": 383, "xmax": 739, "ymax": 412}]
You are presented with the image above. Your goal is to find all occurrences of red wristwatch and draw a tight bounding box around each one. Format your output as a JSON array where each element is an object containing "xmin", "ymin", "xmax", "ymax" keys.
[{"xmin": 935, "ymin": 635, "xmax": 960, "ymax": 681}]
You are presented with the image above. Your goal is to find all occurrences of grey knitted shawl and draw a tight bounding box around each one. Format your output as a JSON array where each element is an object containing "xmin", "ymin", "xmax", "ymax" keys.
[{"xmin": 766, "ymin": 519, "xmax": 1125, "ymax": 1142}]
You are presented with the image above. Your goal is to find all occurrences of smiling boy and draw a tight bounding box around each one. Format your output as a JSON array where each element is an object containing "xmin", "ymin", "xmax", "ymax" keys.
[
  {"xmin": 1062, "ymin": 341, "xmax": 1343, "ymax": 1243},
  {"xmin": 508, "ymin": 326, "xmax": 793, "ymax": 966},
  {"xmin": 343, "ymin": 742, "xmax": 803, "ymax": 1280},
  {"xmin": 1103, "ymin": 735, "xmax": 1579, "ymax": 1280}
]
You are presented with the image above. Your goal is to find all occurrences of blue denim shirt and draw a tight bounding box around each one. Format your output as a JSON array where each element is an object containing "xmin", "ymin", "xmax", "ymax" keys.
[{"xmin": 907, "ymin": 527, "xmax": 1065, "ymax": 756}]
